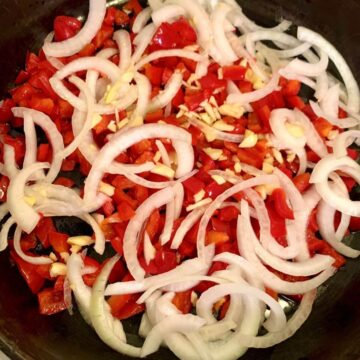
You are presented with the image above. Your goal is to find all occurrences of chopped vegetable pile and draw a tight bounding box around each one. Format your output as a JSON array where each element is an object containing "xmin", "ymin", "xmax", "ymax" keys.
[{"xmin": 0, "ymin": 0, "xmax": 360, "ymax": 358}]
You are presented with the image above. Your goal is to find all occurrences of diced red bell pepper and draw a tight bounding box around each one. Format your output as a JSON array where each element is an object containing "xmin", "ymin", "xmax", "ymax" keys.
[
  {"xmin": 11, "ymin": 83, "xmax": 37, "ymax": 104},
  {"xmin": 198, "ymin": 73, "xmax": 226, "ymax": 91},
  {"xmin": 117, "ymin": 201, "xmax": 136, "ymax": 221},
  {"xmin": 54, "ymin": 16, "xmax": 81, "ymax": 42},
  {"xmin": 286, "ymin": 95, "xmax": 305, "ymax": 110},
  {"xmin": 38, "ymin": 281, "xmax": 67, "ymax": 316},
  {"xmin": 269, "ymin": 188, "xmax": 295, "ymax": 220},
  {"xmin": 144, "ymin": 64, "xmax": 164, "ymax": 86},
  {"xmin": 123, "ymin": 0, "xmax": 143, "ymax": 15},
  {"xmin": 111, "ymin": 229, "xmax": 125, "ymax": 255},
  {"xmin": 145, "ymin": 109, "xmax": 164, "ymax": 123},
  {"xmin": 48, "ymin": 231, "xmax": 70, "ymax": 254},
  {"xmin": 219, "ymin": 206, "xmax": 239, "ymax": 222},
  {"xmin": 205, "ymin": 181, "xmax": 226, "ymax": 199},
  {"xmin": 145, "ymin": 210, "xmax": 161, "ymax": 239},
  {"xmin": 54, "ymin": 177, "xmax": 74, "ymax": 187},
  {"xmin": 282, "ymin": 79, "xmax": 301, "ymax": 96},
  {"xmin": 222, "ymin": 65, "xmax": 247, "ymax": 81},
  {"xmin": 172, "ymin": 290, "xmax": 192, "ymax": 314},
  {"xmin": 347, "ymin": 148, "xmax": 359, "ymax": 161},
  {"xmin": 35, "ymin": 217, "xmax": 56, "ymax": 248},
  {"xmin": 183, "ymin": 176, "xmax": 205, "ymax": 195},
  {"xmin": 10, "ymin": 251, "xmax": 45, "ymax": 294},
  {"xmin": 29, "ymin": 95, "xmax": 54, "ymax": 115},
  {"xmin": 92, "ymin": 25, "xmax": 114, "ymax": 49},
  {"xmin": 0, "ymin": 99, "xmax": 15, "ymax": 123},
  {"xmin": 266, "ymin": 202, "xmax": 287, "ymax": 240},
  {"xmin": 150, "ymin": 18, "xmax": 197, "ymax": 52},
  {"xmin": 313, "ymin": 117, "xmax": 333, "ymax": 138},
  {"xmin": 82, "ymin": 257, "xmax": 101, "ymax": 287},
  {"xmin": 349, "ymin": 217, "xmax": 360, "ymax": 232},
  {"xmin": 292, "ymin": 172, "xmax": 311, "ymax": 193},
  {"xmin": 109, "ymin": 293, "xmax": 145, "ymax": 320},
  {"xmin": 28, "ymin": 70, "xmax": 57, "ymax": 99},
  {"xmin": 184, "ymin": 89, "xmax": 212, "ymax": 111},
  {"xmin": 113, "ymin": 188, "xmax": 137, "ymax": 209},
  {"xmin": 195, "ymin": 261, "xmax": 228, "ymax": 293}
]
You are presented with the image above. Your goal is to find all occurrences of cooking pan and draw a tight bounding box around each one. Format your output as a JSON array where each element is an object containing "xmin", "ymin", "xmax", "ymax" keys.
[{"xmin": 1, "ymin": 0, "xmax": 360, "ymax": 359}]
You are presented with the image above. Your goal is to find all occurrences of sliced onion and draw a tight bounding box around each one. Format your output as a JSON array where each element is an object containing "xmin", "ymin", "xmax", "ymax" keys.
[
  {"xmin": 294, "ymin": 109, "xmax": 328, "ymax": 158},
  {"xmin": 211, "ymin": 3, "xmax": 238, "ymax": 64},
  {"xmin": 113, "ymin": 30, "xmax": 132, "ymax": 73},
  {"xmin": 332, "ymin": 130, "xmax": 360, "ymax": 158},
  {"xmin": 151, "ymin": 4, "xmax": 185, "ymax": 25},
  {"xmin": 13, "ymin": 108, "xmax": 65, "ymax": 183},
  {"xmin": 227, "ymin": 71, "xmax": 280, "ymax": 105},
  {"xmin": 7, "ymin": 162, "xmax": 49, "ymax": 233},
  {"xmin": 132, "ymin": 23, "xmax": 157, "ymax": 63},
  {"xmin": 297, "ymin": 26, "xmax": 360, "ymax": 113},
  {"xmin": 269, "ymin": 109, "xmax": 306, "ymax": 149},
  {"xmin": 197, "ymin": 174, "xmax": 279, "ymax": 259},
  {"xmin": 233, "ymin": 290, "xmax": 317, "ymax": 348},
  {"xmin": 123, "ymin": 187, "xmax": 175, "ymax": 280},
  {"xmin": 3, "ymin": 145, "xmax": 19, "ymax": 179},
  {"xmin": 43, "ymin": 0, "xmax": 106, "ymax": 57},
  {"xmin": 148, "ymin": 71, "xmax": 183, "ymax": 111},
  {"xmin": 141, "ymin": 314, "xmax": 206, "ymax": 357},
  {"xmin": 310, "ymin": 155, "xmax": 360, "ymax": 216},
  {"xmin": 22, "ymin": 112, "xmax": 37, "ymax": 169},
  {"xmin": 310, "ymin": 101, "xmax": 358, "ymax": 128},
  {"xmin": 238, "ymin": 200, "xmax": 336, "ymax": 295},
  {"xmin": 197, "ymin": 283, "xmax": 286, "ymax": 332},
  {"xmin": 90, "ymin": 255, "xmax": 141, "ymax": 357},
  {"xmin": 132, "ymin": 72, "xmax": 151, "ymax": 120},
  {"xmin": 83, "ymin": 124, "xmax": 193, "ymax": 208},
  {"xmin": 283, "ymin": 50, "xmax": 328, "ymax": 77},
  {"xmin": 133, "ymin": 7, "xmax": 152, "ymax": 33}
]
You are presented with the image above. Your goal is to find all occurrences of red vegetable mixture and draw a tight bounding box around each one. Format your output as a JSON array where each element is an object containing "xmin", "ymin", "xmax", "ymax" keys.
[{"xmin": 0, "ymin": 0, "xmax": 357, "ymax": 319}]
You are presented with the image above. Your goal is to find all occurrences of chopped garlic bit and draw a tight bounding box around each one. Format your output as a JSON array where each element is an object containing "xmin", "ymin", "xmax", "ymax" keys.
[
  {"xmin": 24, "ymin": 196, "xmax": 37, "ymax": 206},
  {"xmin": 70, "ymin": 245, "xmax": 82, "ymax": 254},
  {"xmin": 285, "ymin": 122, "xmax": 305, "ymax": 138},
  {"xmin": 67, "ymin": 236, "xmax": 94, "ymax": 247},
  {"xmin": 214, "ymin": 297, "xmax": 226, "ymax": 312},
  {"xmin": 286, "ymin": 152, "xmax": 296, "ymax": 163},
  {"xmin": 49, "ymin": 252, "xmax": 57, "ymax": 262},
  {"xmin": 107, "ymin": 120, "xmax": 117, "ymax": 133},
  {"xmin": 201, "ymin": 101, "xmax": 217, "ymax": 122},
  {"xmin": 191, "ymin": 291, "xmax": 198, "ymax": 306},
  {"xmin": 239, "ymin": 129, "xmax": 258, "ymax": 148},
  {"xmin": 255, "ymin": 185, "xmax": 268, "ymax": 200},
  {"xmin": 218, "ymin": 154, "xmax": 228, "ymax": 161},
  {"xmin": 117, "ymin": 118, "xmax": 129, "ymax": 130},
  {"xmin": 327, "ymin": 129, "xmax": 339, "ymax": 140},
  {"xmin": 104, "ymin": 71, "xmax": 134, "ymax": 104},
  {"xmin": 60, "ymin": 252, "xmax": 70, "ymax": 262},
  {"xmin": 99, "ymin": 181, "xmax": 115, "ymax": 197},
  {"xmin": 264, "ymin": 154, "xmax": 274, "ymax": 165},
  {"xmin": 272, "ymin": 148, "xmax": 284, "ymax": 164},
  {"xmin": 203, "ymin": 147, "xmax": 223, "ymax": 161},
  {"xmin": 199, "ymin": 112, "xmax": 214, "ymax": 125},
  {"xmin": 219, "ymin": 103, "xmax": 244, "ymax": 118},
  {"xmin": 262, "ymin": 162, "xmax": 274, "ymax": 174},
  {"xmin": 209, "ymin": 96, "xmax": 219, "ymax": 109},
  {"xmin": 217, "ymin": 68, "xmax": 224, "ymax": 80},
  {"xmin": 91, "ymin": 113, "xmax": 102, "ymax": 128},
  {"xmin": 186, "ymin": 198, "xmax": 212, "ymax": 212},
  {"xmin": 144, "ymin": 232, "xmax": 156, "ymax": 265},
  {"xmin": 203, "ymin": 128, "xmax": 216, "ymax": 142},
  {"xmin": 194, "ymin": 189, "xmax": 206, "ymax": 203},
  {"xmin": 153, "ymin": 151, "xmax": 161, "ymax": 163},
  {"xmin": 130, "ymin": 115, "xmax": 144, "ymax": 127},
  {"xmin": 50, "ymin": 262, "xmax": 67, "ymax": 277},
  {"xmin": 213, "ymin": 120, "xmax": 235, "ymax": 131},
  {"xmin": 240, "ymin": 59, "xmax": 248, "ymax": 67},
  {"xmin": 211, "ymin": 174, "xmax": 226, "ymax": 185},
  {"xmin": 150, "ymin": 163, "xmax": 175, "ymax": 179},
  {"xmin": 234, "ymin": 162, "xmax": 242, "ymax": 173}
]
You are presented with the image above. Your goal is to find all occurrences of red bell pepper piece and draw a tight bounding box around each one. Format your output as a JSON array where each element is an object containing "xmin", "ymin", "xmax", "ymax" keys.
[
  {"xmin": 117, "ymin": 201, "xmax": 136, "ymax": 221},
  {"xmin": 10, "ymin": 251, "xmax": 45, "ymax": 294},
  {"xmin": 0, "ymin": 176, "xmax": 10, "ymax": 202},
  {"xmin": 54, "ymin": 16, "xmax": 81, "ymax": 42},
  {"xmin": 83, "ymin": 257, "xmax": 101, "ymax": 287},
  {"xmin": 48, "ymin": 231, "xmax": 70, "ymax": 254},
  {"xmin": 269, "ymin": 188, "xmax": 295, "ymax": 220},
  {"xmin": 218, "ymin": 206, "xmax": 239, "ymax": 222},
  {"xmin": 198, "ymin": 73, "xmax": 226, "ymax": 91},
  {"xmin": 0, "ymin": 99, "xmax": 15, "ymax": 123},
  {"xmin": 145, "ymin": 64, "xmax": 164, "ymax": 86},
  {"xmin": 183, "ymin": 176, "xmax": 205, "ymax": 194},
  {"xmin": 109, "ymin": 293, "xmax": 145, "ymax": 320},
  {"xmin": 282, "ymin": 79, "xmax": 301, "ymax": 96},
  {"xmin": 35, "ymin": 217, "xmax": 56, "ymax": 248},
  {"xmin": 53, "ymin": 177, "xmax": 74, "ymax": 187},
  {"xmin": 184, "ymin": 89, "xmax": 212, "ymax": 111},
  {"xmin": 313, "ymin": 117, "xmax": 333, "ymax": 138},
  {"xmin": 172, "ymin": 290, "xmax": 192, "ymax": 314},
  {"xmin": 222, "ymin": 65, "xmax": 247, "ymax": 81},
  {"xmin": 292, "ymin": 173, "xmax": 311, "ymax": 193}
]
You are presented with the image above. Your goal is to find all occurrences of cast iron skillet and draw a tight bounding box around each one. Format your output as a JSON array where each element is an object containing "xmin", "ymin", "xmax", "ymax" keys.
[{"xmin": 1, "ymin": 0, "xmax": 360, "ymax": 359}]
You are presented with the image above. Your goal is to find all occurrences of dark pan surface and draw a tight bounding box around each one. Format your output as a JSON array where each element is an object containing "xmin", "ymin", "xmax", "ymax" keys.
[{"xmin": 1, "ymin": 0, "xmax": 360, "ymax": 359}]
